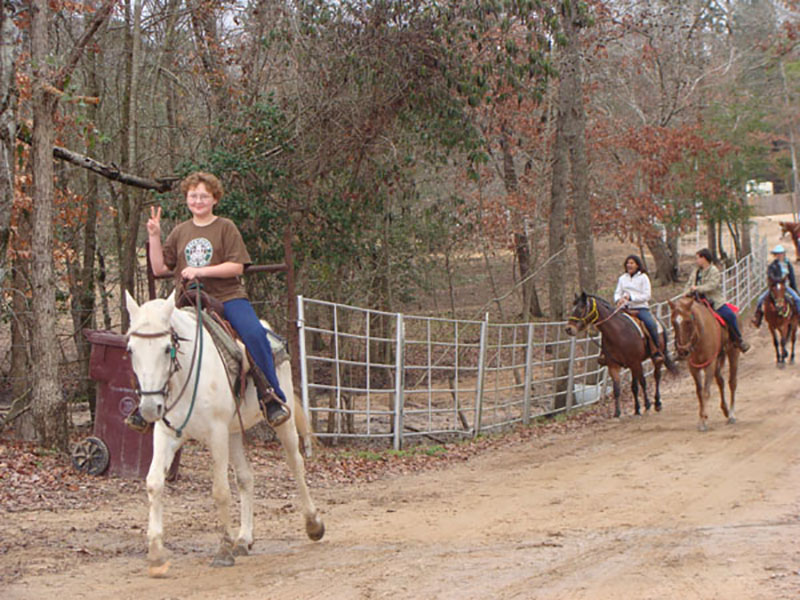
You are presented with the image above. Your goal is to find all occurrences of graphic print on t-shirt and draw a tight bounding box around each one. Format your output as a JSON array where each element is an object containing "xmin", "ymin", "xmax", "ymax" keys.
[{"xmin": 185, "ymin": 237, "xmax": 213, "ymax": 267}]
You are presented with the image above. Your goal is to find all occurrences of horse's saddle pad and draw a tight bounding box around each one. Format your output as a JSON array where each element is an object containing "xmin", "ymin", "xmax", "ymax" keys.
[
  {"xmin": 179, "ymin": 308, "xmax": 289, "ymax": 397},
  {"xmin": 623, "ymin": 312, "xmax": 663, "ymax": 338}
]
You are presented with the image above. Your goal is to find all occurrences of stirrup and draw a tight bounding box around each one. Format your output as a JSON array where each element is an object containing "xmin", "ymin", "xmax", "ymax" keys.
[{"xmin": 263, "ymin": 398, "xmax": 291, "ymax": 428}]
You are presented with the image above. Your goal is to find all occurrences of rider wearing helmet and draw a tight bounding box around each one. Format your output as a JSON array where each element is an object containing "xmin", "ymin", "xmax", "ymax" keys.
[
  {"xmin": 684, "ymin": 248, "xmax": 750, "ymax": 352},
  {"xmin": 751, "ymin": 244, "xmax": 800, "ymax": 328}
]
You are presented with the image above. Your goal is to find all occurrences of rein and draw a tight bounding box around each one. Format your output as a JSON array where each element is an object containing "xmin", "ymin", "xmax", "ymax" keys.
[{"xmin": 129, "ymin": 285, "xmax": 206, "ymax": 438}]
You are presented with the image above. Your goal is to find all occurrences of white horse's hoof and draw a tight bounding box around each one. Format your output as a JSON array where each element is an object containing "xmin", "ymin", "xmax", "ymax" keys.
[
  {"xmin": 727, "ymin": 416, "xmax": 737, "ymax": 425},
  {"xmin": 697, "ymin": 422, "xmax": 708, "ymax": 432},
  {"xmin": 147, "ymin": 560, "xmax": 171, "ymax": 578},
  {"xmin": 306, "ymin": 514, "xmax": 325, "ymax": 541},
  {"xmin": 211, "ymin": 548, "xmax": 235, "ymax": 567},
  {"xmin": 233, "ymin": 541, "xmax": 251, "ymax": 557}
]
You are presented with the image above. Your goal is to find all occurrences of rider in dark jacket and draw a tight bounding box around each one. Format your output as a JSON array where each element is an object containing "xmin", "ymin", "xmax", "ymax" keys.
[{"xmin": 752, "ymin": 244, "xmax": 800, "ymax": 327}]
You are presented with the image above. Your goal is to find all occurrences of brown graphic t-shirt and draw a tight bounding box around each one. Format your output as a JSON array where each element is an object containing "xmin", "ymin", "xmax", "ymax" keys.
[{"xmin": 163, "ymin": 217, "xmax": 251, "ymax": 302}]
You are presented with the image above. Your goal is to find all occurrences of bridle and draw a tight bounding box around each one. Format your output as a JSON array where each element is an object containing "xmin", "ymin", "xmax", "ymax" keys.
[
  {"xmin": 672, "ymin": 302, "xmax": 720, "ymax": 369},
  {"xmin": 568, "ymin": 296, "xmax": 624, "ymax": 329},
  {"xmin": 672, "ymin": 312, "xmax": 698, "ymax": 356},
  {"xmin": 128, "ymin": 328, "xmax": 183, "ymax": 400},
  {"xmin": 128, "ymin": 310, "xmax": 203, "ymax": 437}
]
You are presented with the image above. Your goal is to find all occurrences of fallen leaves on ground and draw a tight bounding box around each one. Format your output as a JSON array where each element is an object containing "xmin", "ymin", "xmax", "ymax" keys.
[{"xmin": 0, "ymin": 400, "xmax": 614, "ymax": 514}]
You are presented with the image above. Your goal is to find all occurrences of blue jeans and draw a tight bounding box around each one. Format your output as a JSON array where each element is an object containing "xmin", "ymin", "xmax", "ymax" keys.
[
  {"xmin": 631, "ymin": 308, "xmax": 660, "ymax": 350},
  {"xmin": 756, "ymin": 287, "xmax": 800, "ymax": 313},
  {"xmin": 223, "ymin": 298, "xmax": 286, "ymax": 402},
  {"xmin": 715, "ymin": 303, "xmax": 742, "ymax": 341}
]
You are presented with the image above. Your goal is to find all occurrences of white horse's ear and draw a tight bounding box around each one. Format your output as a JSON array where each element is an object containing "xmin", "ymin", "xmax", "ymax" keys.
[
  {"xmin": 125, "ymin": 289, "xmax": 140, "ymax": 320},
  {"xmin": 161, "ymin": 290, "xmax": 177, "ymax": 320}
]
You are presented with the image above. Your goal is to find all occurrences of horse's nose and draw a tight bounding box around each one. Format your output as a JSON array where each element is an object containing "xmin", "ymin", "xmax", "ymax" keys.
[{"xmin": 140, "ymin": 402, "xmax": 163, "ymax": 423}]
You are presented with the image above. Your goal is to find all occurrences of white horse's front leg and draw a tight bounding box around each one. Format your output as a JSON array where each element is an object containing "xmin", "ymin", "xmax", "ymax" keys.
[
  {"xmin": 209, "ymin": 426, "xmax": 236, "ymax": 567},
  {"xmin": 275, "ymin": 417, "xmax": 325, "ymax": 541},
  {"xmin": 146, "ymin": 423, "xmax": 182, "ymax": 577},
  {"xmin": 229, "ymin": 431, "xmax": 255, "ymax": 555}
]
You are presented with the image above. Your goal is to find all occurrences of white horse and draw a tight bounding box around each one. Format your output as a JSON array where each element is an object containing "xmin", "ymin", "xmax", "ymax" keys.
[{"xmin": 124, "ymin": 290, "xmax": 324, "ymax": 577}]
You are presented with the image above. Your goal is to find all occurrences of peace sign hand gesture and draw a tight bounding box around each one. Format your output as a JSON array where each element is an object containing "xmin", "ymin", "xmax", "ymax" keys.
[{"xmin": 147, "ymin": 206, "xmax": 162, "ymax": 237}]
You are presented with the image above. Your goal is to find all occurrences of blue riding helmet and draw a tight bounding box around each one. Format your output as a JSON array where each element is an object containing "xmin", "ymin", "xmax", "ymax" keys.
[{"xmin": 771, "ymin": 244, "xmax": 786, "ymax": 254}]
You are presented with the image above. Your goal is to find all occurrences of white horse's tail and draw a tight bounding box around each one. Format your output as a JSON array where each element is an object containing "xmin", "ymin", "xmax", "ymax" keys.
[{"xmin": 293, "ymin": 394, "xmax": 317, "ymax": 458}]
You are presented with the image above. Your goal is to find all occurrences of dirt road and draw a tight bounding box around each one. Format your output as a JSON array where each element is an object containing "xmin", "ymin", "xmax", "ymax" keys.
[
  {"xmin": 4, "ymin": 214, "xmax": 800, "ymax": 599},
  {"xmin": 3, "ymin": 319, "xmax": 800, "ymax": 600}
]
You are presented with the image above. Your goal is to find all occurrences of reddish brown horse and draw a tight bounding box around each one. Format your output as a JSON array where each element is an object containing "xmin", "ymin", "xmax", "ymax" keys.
[
  {"xmin": 668, "ymin": 296, "xmax": 738, "ymax": 431},
  {"xmin": 566, "ymin": 292, "xmax": 674, "ymax": 418},
  {"xmin": 779, "ymin": 221, "xmax": 800, "ymax": 262},
  {"xmin": 763, "ymin": 277, "xmax": 798, "ymax": 365}
]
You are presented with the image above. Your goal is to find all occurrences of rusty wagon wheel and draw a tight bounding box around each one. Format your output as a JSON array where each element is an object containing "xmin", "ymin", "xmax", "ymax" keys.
[{"xmin": 71, "ymin": 436, "xmax": 110, "ymax": 476}]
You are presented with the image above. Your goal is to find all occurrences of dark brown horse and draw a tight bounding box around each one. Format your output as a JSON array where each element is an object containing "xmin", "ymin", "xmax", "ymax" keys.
[
  {"xmin": 566, "ymin": 292, "xmax": 674, "ymax": 418},
  {"xmin": 779, "ymin": 221, "xmax": 800, "ymax": 262},
  {"xmin": 668, "ymin": 296, "xmax": 738, "ymax": 431},
  {"xmin": 763, "ymin": 277, "xmax": 798, "ymax": 365}
]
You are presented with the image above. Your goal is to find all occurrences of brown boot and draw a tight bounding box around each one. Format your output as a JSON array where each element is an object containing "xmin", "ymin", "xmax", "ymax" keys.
[
  {"xmin": 250, "ymin": 363, "xmax": 291, "ymax": 428},
  {"xmin": 264, "ymin": 398, "xmax": 290, "ymax": 428}
]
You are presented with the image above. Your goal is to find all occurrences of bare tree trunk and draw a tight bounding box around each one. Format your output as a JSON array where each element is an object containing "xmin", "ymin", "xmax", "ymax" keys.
[
  {"xmin": 500, "ymin": 127, "xmax": 542, "ymax": 320},
  {"xmin": 9, "ymin": 261, "xmax": 34, "ymax": 438},
  {"xmin": 565, "ymin": 4, "xmax": 596, "ymax": 295},
  {"xmin": 740, "ymin": 205, "xmax": 752, "ymax": 258},
  {"xmin": 706, "ymin": 217, "xmax": 717, "ymax": 261},
  {"xmin": 548, "ymin": 16, "xmax": 584, "ymax": 411},
  {"xmin": 189, "ymin": 0, "xmax": 230, "ymax": 116},
  {"xmin": 68, "ymin": 28, "xmax": 103, "ymax": 421},
  {"xmin": 117, "ymin": 0, "xmax": 144, "ymax": 331},
  {"xmin": 780, "ymin": 60, "xmax": 799, "ymax": 222},
  {"xmin": 646, "ymin": 235, "xmax": 679, "ymax": 285},
  {"xmin": 26, "ymin": 0, "xmax": 115, "ymax": 448},
  {"xmin": 0, "ymin": 1, "xmax": 18, "ymax": 280},
  {"xmin": 97, "ymin": 247, "xmax": 112, "ymax": 330},
  {"xmin": 548, "ymin": 78, "xmax": 572, "ymax": 320},
  {"xmin": 30, "ymin": 0, "xmax": 67, "ymax": 449}
]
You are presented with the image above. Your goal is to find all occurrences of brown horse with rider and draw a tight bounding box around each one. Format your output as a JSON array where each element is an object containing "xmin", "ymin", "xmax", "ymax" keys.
[
  {"xmin": 669, "ymin": 248, "xmax": 748, "ymax": 431},
  {"xmin": 763, "ymin": 276, "xmax": 799, "ymax": 364},
  {"xmin": 566, "ymin": 291, "xmax": 675, "ymax": 418}
]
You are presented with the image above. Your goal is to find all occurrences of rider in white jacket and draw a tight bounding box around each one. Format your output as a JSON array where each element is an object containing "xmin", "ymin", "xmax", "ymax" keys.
[{"xmin": 614, "ymin": 254, "xmax": 664, "ymax": 360}]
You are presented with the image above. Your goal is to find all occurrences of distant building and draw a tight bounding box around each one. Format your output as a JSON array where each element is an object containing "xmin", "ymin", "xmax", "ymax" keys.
[{"xmin": 746, "ymin": 180, "xmax": 774, "ymax": 195}]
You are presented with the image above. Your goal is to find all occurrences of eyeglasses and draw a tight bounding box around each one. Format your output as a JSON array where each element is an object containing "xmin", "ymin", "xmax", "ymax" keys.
[{"xmin": 187, "ymin": 193, "xmax": 214, "ymax": 202}]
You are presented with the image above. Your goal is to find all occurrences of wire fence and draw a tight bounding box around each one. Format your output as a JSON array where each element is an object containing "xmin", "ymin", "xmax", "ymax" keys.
[{"xmin": 298, "ymin": 237, "xmax": 769, "ymax": 449}]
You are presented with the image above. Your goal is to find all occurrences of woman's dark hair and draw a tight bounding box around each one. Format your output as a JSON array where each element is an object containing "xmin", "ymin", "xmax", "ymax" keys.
[
  {"xmin": 696, "ymin": 248, "xmax": 714, "ymax": 264},
  {"xmin": 623, "ymin": 254, "xmax": 647, "ymax": 275}
]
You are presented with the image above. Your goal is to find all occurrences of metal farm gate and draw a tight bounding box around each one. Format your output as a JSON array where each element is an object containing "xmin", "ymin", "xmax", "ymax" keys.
[{"xmin": 297, "ymin": 239, "xmax": 768, "ymax": 449}]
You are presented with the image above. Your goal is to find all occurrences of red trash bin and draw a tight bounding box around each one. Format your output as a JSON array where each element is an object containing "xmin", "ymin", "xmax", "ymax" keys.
[{"xmin": 72, "ymin": 329, "xmax": 180, "ymax": 479}]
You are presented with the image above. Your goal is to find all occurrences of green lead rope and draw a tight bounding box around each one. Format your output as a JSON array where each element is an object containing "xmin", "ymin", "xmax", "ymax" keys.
[{"xmin": 175, "ymin": 285, "xmax": 204, "ymax": 437}]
